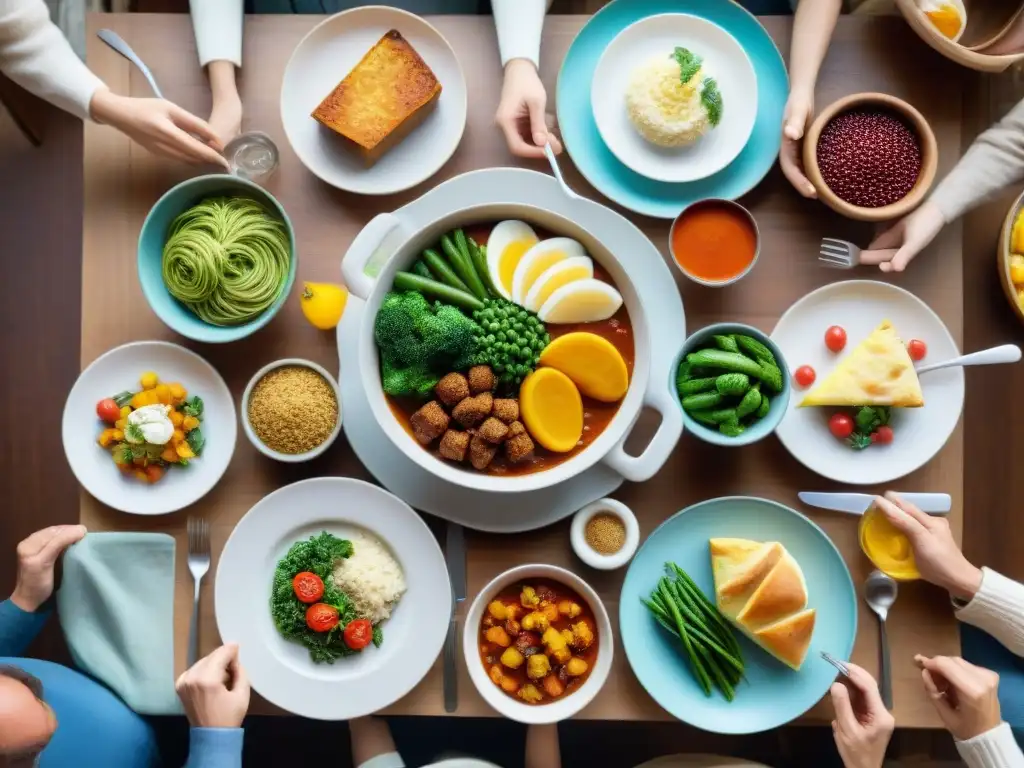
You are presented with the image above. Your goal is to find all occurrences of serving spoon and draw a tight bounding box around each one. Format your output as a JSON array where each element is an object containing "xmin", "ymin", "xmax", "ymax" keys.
[
  {"xmin": 864, "ymin": 570, "xmax": 898, "ymax": 710},
  {"xmin": 917, "ymin": 343, "xmax": 1020, "ymax": 375}
]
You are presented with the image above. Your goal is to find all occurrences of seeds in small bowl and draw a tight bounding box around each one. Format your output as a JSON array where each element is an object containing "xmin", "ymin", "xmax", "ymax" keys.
[
  {"xmin": 570, "ymin": 498, "xmax": 639, "ymax": 570},
  {"xmin": 242, "ymin": 359, "xmax": 342, "ymax": 461}
]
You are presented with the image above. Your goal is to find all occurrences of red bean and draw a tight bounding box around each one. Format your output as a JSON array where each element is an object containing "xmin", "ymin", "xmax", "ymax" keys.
[{"xmin": 816, "ymin": 109, "xmax": 922, "ymax": 208}]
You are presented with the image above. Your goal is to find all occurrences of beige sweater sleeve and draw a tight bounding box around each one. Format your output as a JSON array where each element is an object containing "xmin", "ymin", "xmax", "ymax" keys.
[
  {"xmin": 930, "ymin": 97, "xmax": 1024, "ymax": 222},
  {"xmin": 0, "ymin": 0, "xmax": 105, "ymax": 120},
  {"xmin": 956, "ymin": 723, "xmax": 1024, "ymax": 768},
  {"xmin": 955, "ymin": 568, "xmax": 1024, "ymax": 657}
]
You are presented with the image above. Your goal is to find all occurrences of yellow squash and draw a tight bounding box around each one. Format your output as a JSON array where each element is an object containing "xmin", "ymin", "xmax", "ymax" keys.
[
  {"xmin": 519, "ymin": 368, "xmax": 583, "ymax": 453},
  {"xmin": 538, "ymin": 332, "xmax": 629, "ymax": 402}
]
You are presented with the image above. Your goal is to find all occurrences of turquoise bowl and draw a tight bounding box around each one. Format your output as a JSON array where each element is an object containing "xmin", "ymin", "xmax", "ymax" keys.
[
  {"xmin": 556, "ymin": 0, "xmax": 788, "ymax": 219},
  {"xmin": 137, "ymin": 174, "xmax": 297, "ymax": 344},
  {"xmin": 620, "ymin": 496, "xmax": 857, "ymax": 734},
  {"xmin": 673, "ymin": 322, "xmax": 790, "ymax": 447}
]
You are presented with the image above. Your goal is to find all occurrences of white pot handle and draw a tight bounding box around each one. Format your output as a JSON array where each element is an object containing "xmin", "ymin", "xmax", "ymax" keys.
[
  {"xmin": 602, "ymin": 383, "xmax": 683, "ymax": 483},
  {"xmin": 341, "ymin": 212, "xmax": 403, "ymax": 300}
]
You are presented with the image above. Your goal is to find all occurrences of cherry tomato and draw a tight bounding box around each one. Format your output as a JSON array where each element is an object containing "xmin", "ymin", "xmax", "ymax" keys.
[
  {"xmin": 96, "ymin": 398, "xmax": 121, "ymax": 424},
  {"xmin": 143, "ymin": 465, "xmax": 164, "ymax": 483},
  {"xmin": 829, "ymin": 413, "xmax": 855, "ymax": 440},
  {"xmin": 794, "ymin": 365, "xmax": 816, "ymax": 388},
  {"xmin": 292, "ymin": 572, "xmax": 325, "ymax": 604},
  {"xmin": 344, "ymin": 618, "xmax": 373, "ymax": 650},
  {"xmin": 907, "ymin": 339, "xmax": 927, "ymax": 361},
  {"xmin": 825, "ymin": 326, "xmax": 847, "ymax": 353},
  {"xmin": 873, "ymin": 425, "xmax": 894, "ymax": 444},
  {"xmin": 305, "ymin": 603, "xmax": 339, "ymax": 633}
]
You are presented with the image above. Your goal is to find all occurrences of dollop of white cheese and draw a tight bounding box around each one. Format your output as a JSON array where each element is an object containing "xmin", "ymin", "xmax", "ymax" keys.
[{"xmin": 126, "ymin": 404, "xmax": 174, "ymax": 445}]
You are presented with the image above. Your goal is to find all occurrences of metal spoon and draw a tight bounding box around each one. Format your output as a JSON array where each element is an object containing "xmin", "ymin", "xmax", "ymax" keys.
[
  {"xmin": 917, "ymin": 344, "xmax": 1021, "ymax": 375},
  {"xmin": 97, "ymin": 29, "xmax": 163, "ymax": 99},
  {"xmin": 864, "ymin": 570, "xmax": 898, "ymax": 710}
]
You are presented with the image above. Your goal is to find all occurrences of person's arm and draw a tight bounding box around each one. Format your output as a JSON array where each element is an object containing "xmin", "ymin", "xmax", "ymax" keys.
[
  {"xmin": 492, "ymin": 0, "xmax": 545, "ymax": 70},
  {"xmin": 955, "ymin": 568, "xmax": 1024, "ymax": 658},
  {"xmin": 183, "ymin": 728, "xmax": 244, "ymax": 768},
  {"xmin": 930, "ymin": 98, "xmax": 1024, "ymax": 223},
  {"xmin": 188, "ymin": 0, "xmax": 243, "ymax": 143},
  {"xmin": 350, "ymin": 717, "xmax": 404, "ymax": 768},
  {"xmin": 956, "ymin": 722, "xmax": 1024, "ymax": 768},
  {"xmin": 0, "ymin": 599, "xmax": 49, "ymax": 657},
  {"xmin": 0, "ymin": 0, "xmax": 104, "ymax": 119},
  {"xmin": 525, "ymin": 724, "xmax": 560, "ymax": 768}
]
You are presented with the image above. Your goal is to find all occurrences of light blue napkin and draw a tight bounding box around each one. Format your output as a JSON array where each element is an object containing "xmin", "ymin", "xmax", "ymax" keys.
[
  {"xmin": 962, "ymin": 623, "xmax": 1024, "ymax": 746},
  {"xmin": 56, "ymin": 532, "xmax": 183, "ymax": 715}
]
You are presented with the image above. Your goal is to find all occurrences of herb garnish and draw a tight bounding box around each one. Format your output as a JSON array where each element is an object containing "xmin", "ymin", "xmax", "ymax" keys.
[
  {"xmin": 124, "ymin": 423, "xmax": 145, "ymax": 444},
  {"xmin": 848, "ymin": 406, "xmax": 891, "ymax": 450},
  {"xmin": 701, "ymin": 77, "xmax": 723, "ymax": 126},
  {"xmin": 672, "ymin": 47, "xmax": 703, "ymax": 85}
]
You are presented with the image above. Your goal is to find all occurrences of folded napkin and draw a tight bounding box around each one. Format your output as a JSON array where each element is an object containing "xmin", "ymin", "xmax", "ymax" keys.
[{"xmin": 56, "ymin": 532, "xmax": 183, "ymax": 715}]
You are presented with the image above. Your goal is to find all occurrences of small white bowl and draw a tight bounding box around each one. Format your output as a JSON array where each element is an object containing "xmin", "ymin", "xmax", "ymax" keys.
[
  {"xmin": 463, "ymin": 564, "xmax": 613, "ymax": 724},
  {"xmin": 240, "ymin": 358, "xmax": 343, "ymax": 462},
  {"xmin": 570, "ymin": 498, "xmax": 640, "ymax": 570}
]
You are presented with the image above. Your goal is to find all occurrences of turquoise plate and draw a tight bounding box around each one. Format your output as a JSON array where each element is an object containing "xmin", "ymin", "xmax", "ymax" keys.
[
  {"xmin": 556, "ymin": 0, "xmax": 788, "ymax": 219},
  {"xmin": 619, "ymin": 497, "xmax": 856, "ymax": 733}
]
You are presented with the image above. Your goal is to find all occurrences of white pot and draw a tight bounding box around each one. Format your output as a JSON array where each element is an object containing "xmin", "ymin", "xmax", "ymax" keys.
[
  {"xmin": 462, "ymin": 564, "xmax": 613, "ymax": 724},
  {"xmin": 342, "ymin": 198, "xmax": 682, "ymax": 494}
]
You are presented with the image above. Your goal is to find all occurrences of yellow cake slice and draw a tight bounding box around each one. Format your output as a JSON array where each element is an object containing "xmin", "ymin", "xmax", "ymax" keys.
[{"xmin": 800, "ymin": 320, "xmax": 924, "ymax": 408}]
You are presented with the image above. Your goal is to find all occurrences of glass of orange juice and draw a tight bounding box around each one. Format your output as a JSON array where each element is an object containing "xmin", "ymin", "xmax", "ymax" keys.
[{"xmin": 858, "ymin": 503, "xmax": 921, "ymax": 581}]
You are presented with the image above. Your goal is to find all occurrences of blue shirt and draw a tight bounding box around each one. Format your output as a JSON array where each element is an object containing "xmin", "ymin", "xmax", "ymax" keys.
[{"xmin": 0, "ymin": 600, "xmax": 243, "ymax": 767}]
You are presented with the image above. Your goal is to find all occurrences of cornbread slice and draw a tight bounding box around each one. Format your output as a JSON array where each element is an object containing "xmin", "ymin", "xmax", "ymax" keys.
[{"xmin": 311, "ymin": 29, "xmax": 442, "ymax": 165}]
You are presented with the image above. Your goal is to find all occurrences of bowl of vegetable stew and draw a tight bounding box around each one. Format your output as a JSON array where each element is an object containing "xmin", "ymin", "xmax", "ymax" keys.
[
  {"xmin": 674, "ymin": 322, "xmax": 791, "ymax": 446},
  {"xmin": 463, "ymin": 564, "xmax": 612, "ymax": 723}
]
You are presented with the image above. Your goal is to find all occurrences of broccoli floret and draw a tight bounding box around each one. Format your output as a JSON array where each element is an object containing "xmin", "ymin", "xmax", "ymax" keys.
[
  {"xmin": 470, "ymin": 298, "xmax": 550, "ymax": 389},
  {"xmin": 374, "ymin": 291, "xmax": 481, "ymax": 398}
]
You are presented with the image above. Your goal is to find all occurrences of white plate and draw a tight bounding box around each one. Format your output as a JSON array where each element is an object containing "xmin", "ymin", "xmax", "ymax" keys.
[
  {"xmin": 591, "ymin": 13, "xmax": 757, "ymax": 184},
  {"xmin": 771, "ymin": 281, "xmax": 964, "ymax": 485},
  {"xmin": 62, "ymin": 341, "xmax": 236, "ymax": 516},
  {"xmin": 280, "ymin": 7, "xmax": 467, "ymax": 195},
  {"xmin": 214, "ymin": 477, "xmax": 450, "ymax": 720}
]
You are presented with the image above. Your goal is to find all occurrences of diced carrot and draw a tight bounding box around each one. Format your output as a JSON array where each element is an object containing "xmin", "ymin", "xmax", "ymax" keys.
[
  {"xmin": 171, "ymin": 429, "xmax": 185, "ymax": 446},
  {"xmin": 161, "ymin": 446, "xmax": 179, "ymax": 463},
  {"xmin": 170, "ymin": 410, "xmax": 184, "ymax": 427},
  {"xmin": 182, "ymin": 415, "xmax": 200, "ymax": 433},
  {"xmin": 153, "ymin": 384, "xmax": 172, "ymax": 405},
  {"xmin": 168, "ymin": 383, "xmax": 187, "ymax": 403},
  {"xmin": 144, "ymin": 465, "xmax": 164, "ymax": 483},
  {"xmin": 176, "ymin": 442, "xmax": 195, "ymax": 460}
]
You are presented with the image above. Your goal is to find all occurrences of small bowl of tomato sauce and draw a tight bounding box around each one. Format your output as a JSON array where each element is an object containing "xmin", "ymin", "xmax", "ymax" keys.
[{"xmin": 669, "ymin": 199, "xmax": 760, "ymax": 287}]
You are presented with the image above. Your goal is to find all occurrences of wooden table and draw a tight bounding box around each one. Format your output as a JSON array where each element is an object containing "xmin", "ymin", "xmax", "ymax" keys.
[{"xmin": 82, "ymin": 13, "xmax": 965, "ymax": 727}]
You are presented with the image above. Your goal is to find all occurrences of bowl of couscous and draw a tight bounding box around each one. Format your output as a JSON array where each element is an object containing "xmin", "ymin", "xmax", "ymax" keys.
[{"xmin": 241, "ymin": 358, "xmax": 342, "ymax": 462}]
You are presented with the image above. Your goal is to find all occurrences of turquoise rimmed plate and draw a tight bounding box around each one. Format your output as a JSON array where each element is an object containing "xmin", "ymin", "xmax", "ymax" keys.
[
  {"xmin": 619, "ymin": 497, "xmax": 856, "ymax": 733},
  {"xmin": 557, "ymin": 0, "xmax": 787, "ymax": 219}
]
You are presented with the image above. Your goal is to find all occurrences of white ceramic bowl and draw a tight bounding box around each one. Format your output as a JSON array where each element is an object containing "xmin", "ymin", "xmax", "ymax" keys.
[
  {"xmin": 241, "ymin": 358, "xmax": 343, "ymax": 462},
  {"xmin": 280, "ymin": 6, "xmax": 467, "ymax": 195},
  {"xmin": 342, "ymin": 200, "xmax": 683, "ymax": 493},
  {"xmin": 570, "ymin": 498, "xmax": 640, "ymax": 570},
  {"xmin": 62, "ymin": 341, "xmax": 237, "ymax": 515},
  {"xmin": 462, "ymin": 564, "xmax": 613, "ymax": 723},
  {"xmin": 591, "ymin": 13, "xmax": 758, "ymax": 184}
]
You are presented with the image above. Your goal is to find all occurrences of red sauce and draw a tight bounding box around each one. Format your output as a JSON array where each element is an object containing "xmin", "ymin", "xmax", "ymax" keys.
[
  {"xmin": 670, "ymin": 201, "xmax": 757, "ymax": 282},
  {"xmin": 386, "ymin": 223, "xmax": 635, "ymax": 477}
]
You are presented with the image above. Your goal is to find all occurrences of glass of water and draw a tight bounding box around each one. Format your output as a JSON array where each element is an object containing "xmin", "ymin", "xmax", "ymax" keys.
[{"xmin": 224, "ymin": 131, "xmax": 279, "ymax": 182}]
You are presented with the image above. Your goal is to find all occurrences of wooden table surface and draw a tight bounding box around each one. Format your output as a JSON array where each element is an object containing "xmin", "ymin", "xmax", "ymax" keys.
[{"xmin": 82, "ymin": 13, "xmax": 968, "ymax": 727}]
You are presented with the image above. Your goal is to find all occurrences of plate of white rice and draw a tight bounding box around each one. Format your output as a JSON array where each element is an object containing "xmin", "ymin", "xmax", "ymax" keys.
[
  {"xmin": 591, "ymin": 13, "xmax": 757, "ymax": 183},
  {"xmin": 215, "ymin": 477, "xmax": 451, "ymax": 720}
]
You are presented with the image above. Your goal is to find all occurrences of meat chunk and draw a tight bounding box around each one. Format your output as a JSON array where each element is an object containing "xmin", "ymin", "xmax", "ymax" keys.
[
  {"xmin": 452, "ymin": 394, "xmax": 492, "ymax": 428},
  {"xmin": 469, "ymin": 434, "xmax": 498, "ymax": 470},
  {"xmin": 505, "ymin": 431, "xmax": 535, "ymax": 463},
  {"xmin": 435, "ymin": 372, "xmax": 470, "ymax": 407},
  {"xmin": 468, "ymin": 365, "xmax": 496, "ymax": 394},
  {"xmin": 478, "ymin": 417, "xmax": 509, "ymax": 444},
  {"xmin": 438, "ymin": 429, "xmax": 469, "ymax": 462},
  {"xmin": 410, "ymin": 401, "xmax": 448, "ymax": 445},
  {"xmin": 507, "ymin": 420, "xmax": 526, "ymax": 437},
  {"xmin": 492, "ymin": 398, "xmax": 519, "ymax": 423}
]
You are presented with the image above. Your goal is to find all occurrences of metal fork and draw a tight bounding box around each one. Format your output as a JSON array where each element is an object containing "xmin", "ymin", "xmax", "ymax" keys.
[
  {"xmin": 821, "ymin": 651, "xmax": 851, "ymax": 678},
  {"xmin": 187, "ymin": 517, "xmax": 211, "ymax": 666},
  {"xmin": 819, "ymin": 237, "xmax": 860, "ymax": 269}
]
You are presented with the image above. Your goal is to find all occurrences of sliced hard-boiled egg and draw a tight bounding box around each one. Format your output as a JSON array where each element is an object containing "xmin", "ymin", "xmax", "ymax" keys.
[
  {"xmin": 485, "ymin": 221, "xmax": 538, "ymax": 301},
  {"xmin": 522, "ymin": 256, "xmax": 594, "ymax": 313},
  {"xmin": 537, "ymin": 279, "xmax": 624, "ymax": 324},
  {"xmin": 510, "ymin": 238, "xmax": 587, "ymax": 306}
]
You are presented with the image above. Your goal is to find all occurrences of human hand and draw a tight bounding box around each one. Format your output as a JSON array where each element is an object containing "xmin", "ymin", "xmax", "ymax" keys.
[
  {"xmin": 175, "ymin": 643, "xmax": 250, "ymax": 728},
  {"xmin": 11, "ymin": 525, "xmax": 87, "ymax": 612},
  {"xmin": 779, "ymin": 88, "xmax": 816, "ymax": 198},
  {"xmin": 916, "ymin": 655, "xmax": 1002, "ymax": 741},
  {"xmin": 830, "ymin": 662, "xmax": 895, "ymax": 768},
  {"xmin": 495, "ymin": 59, "xmax": 562, "ymax": 159},
  {"xmin": 872, "ymin": 492, "xmax": 981, "ymax": 600},
  {"xmin": 89, "ymin": 89, "xmax": 229, "ymax": 169},
  {"xmin": 859, "ymin": 201, "xmax": 945, "ymax": 273}
]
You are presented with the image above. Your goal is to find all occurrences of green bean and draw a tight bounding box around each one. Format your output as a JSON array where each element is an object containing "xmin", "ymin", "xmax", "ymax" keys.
[
  {"xmin": 442, "ymin": 234, "xmax": 487, "ymax": 301},
  {"xmin": 422, "ymin": 249, "xmax": 470, "ymax": 292},
  {"xmin": 643, "ymin": 597, "xmax": 744, "ymax": 676},
  {"xmin": 696, "ymin": 643, "xmax": 735, "ymax": 701},
  {"xmin": 659, "ymin": 580, "xmax": 711, "ymax": 696},
  {"xmin": 467, "ymin": 237, "xmax": 496, "ymax": 296},
  {"xmin": 392, "ymin": 272, "xmax": 484, "ymax": 311},
  {"xmin": 667, "ymin": 581, "xmax": 740, "ymax": 666},
  {"xmin": 411, "ymin": 260, "xmax": 432, "ymax": 279},
  {"xmin": 671, "ymin": 565, "xmax": 740, "ymax": 651}
]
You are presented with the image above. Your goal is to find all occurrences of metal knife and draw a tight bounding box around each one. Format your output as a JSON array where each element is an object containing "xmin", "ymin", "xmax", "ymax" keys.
[
  {"xmin": 443, "ymin": 522, "xmax": 466, "ymax": 713},
  {"xmin": 798, "ymin": 492, "xmax": 951, "ymax": 516}
]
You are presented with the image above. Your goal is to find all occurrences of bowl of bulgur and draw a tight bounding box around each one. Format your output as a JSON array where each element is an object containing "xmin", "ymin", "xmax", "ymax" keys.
[{"xmin": 241, "ymin": 359, "xmax": 342, "ymax": 462}]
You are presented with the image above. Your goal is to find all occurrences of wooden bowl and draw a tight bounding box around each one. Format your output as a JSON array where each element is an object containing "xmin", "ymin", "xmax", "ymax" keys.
[
  {"xmin": 893, "ymin": 0, "xmax": 1024, "ymax": 72},
  {"xmin": 997, "ymin": 187, "xmax": 1024, "ymax": 323},
  {"xmin": 802, "ymin": 93, "xmax": 939, "ymax": 223}
]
